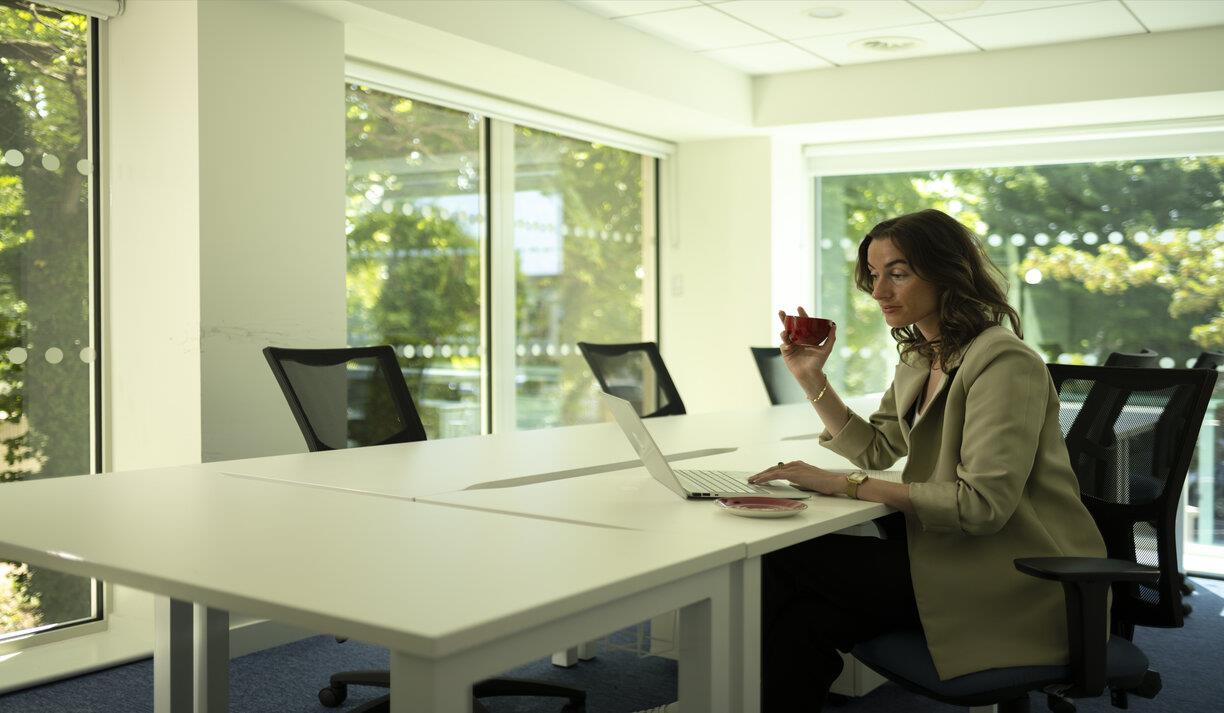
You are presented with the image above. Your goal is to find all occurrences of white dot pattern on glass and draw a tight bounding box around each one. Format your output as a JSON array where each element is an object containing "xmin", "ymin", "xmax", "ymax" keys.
[
  {"xmin": 3, "ymin": 149, "xmax": 23, "ymax": 167},
  {"xmin": 7, "ymin": 347, "xmax": 27, "ymax": 365},
  {"xmin": 79, "ymin": 346, "xmax": 96, "ymax": 363},
  {"xmin": 77, "ymin": 158, "xmax": 93, "ymax": 175},
  {"xmin": 42, "ymin": 154, "xmax": 60, "ymax": 171},
  {"xmin": 45, "ymin": 347, "xmax": 64, "ymax": 364}
]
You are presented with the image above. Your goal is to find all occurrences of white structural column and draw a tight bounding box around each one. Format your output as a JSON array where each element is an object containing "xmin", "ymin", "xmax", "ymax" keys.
[
  {"xmin": 153, "ymin": 597, "xmax": 193, "ymax": 713},
  {"xmin": 194, "ymin": 606, "xmax": 229, "ymax": 713}
]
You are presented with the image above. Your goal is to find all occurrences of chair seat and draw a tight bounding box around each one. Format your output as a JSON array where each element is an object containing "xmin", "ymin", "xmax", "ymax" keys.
[{"xmin": 852, "ymin": 629, "xmax": 1148, "ymax": 706}]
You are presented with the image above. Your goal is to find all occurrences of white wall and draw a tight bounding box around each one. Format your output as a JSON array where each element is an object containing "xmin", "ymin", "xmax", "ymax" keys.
[
  {"xmin": 106, "ymin": 0, "xmax": 202, "ymax": 473},
  {"xmin": 197, "ymin": 0, "xmax": 346, "ymax": 462},
  {"xmin": 664, "ymin": 138, "xmax": 778, "ymax": 413}
]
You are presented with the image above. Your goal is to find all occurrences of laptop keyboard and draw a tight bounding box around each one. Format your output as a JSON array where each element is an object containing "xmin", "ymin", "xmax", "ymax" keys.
[{"xmin": 675, "ymin": 469, "xmax": 769, "ymax": 494}]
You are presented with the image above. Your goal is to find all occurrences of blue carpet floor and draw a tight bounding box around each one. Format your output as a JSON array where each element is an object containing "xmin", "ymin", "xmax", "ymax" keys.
[{"xmin": 2, "ymin": 578, "xmax": 1223, "ymax": 712}]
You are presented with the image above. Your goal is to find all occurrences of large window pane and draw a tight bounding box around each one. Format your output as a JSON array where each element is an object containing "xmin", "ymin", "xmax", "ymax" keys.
[
  {"xmin": 345, "ymin": 85, "xmax": 483, "ymax": 439},
  {"xmin": 817, "ymin": 157, "xmax": 1223, "ymax": 574},
  {"xmin": 0, "ymin": 1, "xmax": 99, "ymax": 639},
  {"xmin": 512, "ymin": 127, "xmax": 653, "ymax": 430}
]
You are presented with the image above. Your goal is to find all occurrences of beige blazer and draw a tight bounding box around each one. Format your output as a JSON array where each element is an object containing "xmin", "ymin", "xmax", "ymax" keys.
[{"xmin": 819, "ymin": 325, "xmax": 1106, "ymax": 680}]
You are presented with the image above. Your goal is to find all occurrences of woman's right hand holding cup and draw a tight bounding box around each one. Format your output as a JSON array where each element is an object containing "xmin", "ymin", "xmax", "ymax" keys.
[{"xmin": 778, "ymin": 306, "xmax": 836, "ymax": 398}]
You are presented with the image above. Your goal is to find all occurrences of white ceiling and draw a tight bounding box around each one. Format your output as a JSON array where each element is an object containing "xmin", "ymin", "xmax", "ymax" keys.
[{"xmin": 568, "ymin": 0, "xmax": 1224, "ymax": 75}]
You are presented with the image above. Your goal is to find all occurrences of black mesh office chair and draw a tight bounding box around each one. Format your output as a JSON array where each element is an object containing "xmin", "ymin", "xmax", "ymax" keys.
[
  {"xmin": 576, "ymin": 341, "xmax": 685, "ymax": 418},
  {"xmin": 264, "ymin": 346, "xmax": 587, "ymax": 713},
  {"xmin": 852, "ymin": 364, "xmax": 1217, "ymax": 713},
  {"xmin": 750, "ymin": 347, "xmax": 807, "ymax": 405},
  {"xmin": 1102, "ymin": 348, "xmax": 1160, "ymax": 368},
  {"xmin": 1192, "ymin": 350, "xmax": 1223, "ymax": 370}
]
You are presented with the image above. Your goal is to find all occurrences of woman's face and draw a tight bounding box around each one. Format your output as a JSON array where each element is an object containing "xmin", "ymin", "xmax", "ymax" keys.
[{"xmin": 866, "ymin": 237, "xmax": 941, "ymax": 335}]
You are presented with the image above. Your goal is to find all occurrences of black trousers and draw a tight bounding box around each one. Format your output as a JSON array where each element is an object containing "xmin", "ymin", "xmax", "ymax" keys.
[{"xmin": 760, "ymin": 514, "xmax": 921, "ymax": 712}]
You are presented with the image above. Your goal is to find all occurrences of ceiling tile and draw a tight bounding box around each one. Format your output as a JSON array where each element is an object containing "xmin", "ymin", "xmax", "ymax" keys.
[
  {"xmin": 617, "ymin": 4, "xmax": 776, "ymax": 50},
  {"xmin": 701, "ymin": 41, "xmax": 835, "ymax": 74},
  {"xmin": 713, "ymin": 0, "xmax": 929, "ymax": 40},
  {"xmin": 792, "ymin": 22, "xmax": 978, "ymax": 65},
  {"xmin": 911, "ymin": 1, "xmax": 1096, "ymax": 20},
  {"xmin": 947, "ymin": 0, "xmax": 1147, "ymax": 49},
  {"xmin": 569, "ymin": 0, "xmax": 702, "ymax": 19},
  {"xmin": 1122, "ymin": 0, "xmax": 1224, "ymax": 32}
]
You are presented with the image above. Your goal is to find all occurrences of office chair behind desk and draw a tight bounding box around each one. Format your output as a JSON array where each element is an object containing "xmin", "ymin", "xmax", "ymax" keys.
[
  {"xmin": 264, "ymin": 345, "xmax": 587, "ymax": 713},
  {"xmin": 577, "ymin": 341, "xmax": 686, "ymax": 418}
]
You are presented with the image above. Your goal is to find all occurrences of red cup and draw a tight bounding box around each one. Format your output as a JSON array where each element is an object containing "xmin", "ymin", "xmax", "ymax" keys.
[{"xmin": 784, "ymin": 315, "xmax": 833, "ymax": 347}]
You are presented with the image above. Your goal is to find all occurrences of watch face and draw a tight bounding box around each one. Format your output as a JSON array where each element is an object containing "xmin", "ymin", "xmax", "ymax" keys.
[{"xmin": 848, "ymin": 471, "xmax": 867, "ymax": 484}]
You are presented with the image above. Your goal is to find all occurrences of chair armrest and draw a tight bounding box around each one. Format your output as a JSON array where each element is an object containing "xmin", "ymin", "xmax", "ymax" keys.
[
  {"xmin": 1014, "ymin": 557, "xmax": 1159, "ymax": 698},
  {"xmin": 1015, "ymin": 556, "xmax": 1160, "ymax": 585}
]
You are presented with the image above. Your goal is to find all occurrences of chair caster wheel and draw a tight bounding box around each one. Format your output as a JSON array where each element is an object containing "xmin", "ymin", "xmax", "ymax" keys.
[{"xmin": 319, "ymin": 683, "xmax": 348, "ymax": 707}]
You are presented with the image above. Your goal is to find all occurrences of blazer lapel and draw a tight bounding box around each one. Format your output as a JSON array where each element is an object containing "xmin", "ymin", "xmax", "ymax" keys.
[{"xmin": 892, "ymin": 361, "xmax": 927, "ymax": 445}]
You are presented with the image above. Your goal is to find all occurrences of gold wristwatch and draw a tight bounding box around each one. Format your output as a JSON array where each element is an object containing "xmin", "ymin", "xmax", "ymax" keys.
[{"xmin": 845, "ymin": 470, "xmax": 868, "ymax": 499}]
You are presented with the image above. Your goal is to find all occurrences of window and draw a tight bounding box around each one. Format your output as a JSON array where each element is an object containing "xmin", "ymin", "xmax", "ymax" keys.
[
  {"xmin": 512, "ymin": 127, "xmax": 654, "ymax": 430},
  {"xmin": 815, "ymin": 156, "xmax": 1223, "ymax": 576},
  {"xmin": 346, "ymin": 86, "xmax": 484, "ymax": 439},
  {"xmin": 0, "ymin": 1, "xmax": 101, "ymax": 641},
  {"xmin": 345, "ymin": 84, "xmax": 659, "ymax": 437}
]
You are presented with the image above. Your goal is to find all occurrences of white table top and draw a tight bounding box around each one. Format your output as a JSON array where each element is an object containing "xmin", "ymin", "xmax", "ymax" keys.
[
  {"xmin": 189, "ymin": 397, "xmax": 883, "ymax": 500},
  {"xmin": 0, "ymin": 469, "xmax": 741, "ymax": 657},
  {"xmin": 421, "ymin": 440, "xmax": 902, "ymax": 558}
]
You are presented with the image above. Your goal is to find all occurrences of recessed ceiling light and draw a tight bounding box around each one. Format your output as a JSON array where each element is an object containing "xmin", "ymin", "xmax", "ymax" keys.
[
  {"xmin": 850, "ymin": 36, "xmax": 924, "ymax": 52},
  {"xmin": 805, "ymin": 7, "xmax": 844, "ymax": 20}
]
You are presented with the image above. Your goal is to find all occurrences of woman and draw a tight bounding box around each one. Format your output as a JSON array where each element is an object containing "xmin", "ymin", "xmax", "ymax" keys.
[{"xmin": 748, "ymin": 209, "xmax": 1106, "ymax": 711}]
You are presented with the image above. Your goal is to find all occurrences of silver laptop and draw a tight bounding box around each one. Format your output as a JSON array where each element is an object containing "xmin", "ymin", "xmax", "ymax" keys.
[{"xmin": 602, "ymin": 393, "xmax": 810, "ymax": 500}]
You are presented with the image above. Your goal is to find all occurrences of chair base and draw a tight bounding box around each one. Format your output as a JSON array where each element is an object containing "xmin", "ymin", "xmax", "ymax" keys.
[{"xmin": 319, "ymin": 670, "xmax": 586, "ymax": 712}]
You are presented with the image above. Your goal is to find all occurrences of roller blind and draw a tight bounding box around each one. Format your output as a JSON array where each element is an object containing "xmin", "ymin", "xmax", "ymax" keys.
[{"xmin": 39, "ymin": 0, "xmax": 123, "ymax": 19}]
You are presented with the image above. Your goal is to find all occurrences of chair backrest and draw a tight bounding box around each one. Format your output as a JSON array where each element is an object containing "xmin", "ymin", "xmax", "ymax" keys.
[
  {"xmin": 1062, "ymin": 351, "xmax": 1162, "ymax": 488},
  {"xmin": 1191, "ymin": 351, "xmax": 1223, "ymax": 370},
  {"xmin": 750, "ymin": 347, "xmax": 807, "ymax": 405},
  {"xmin": 263, "ymin": 345, "xmax": 428, "ymax": 452},
  {"xmin": 1048, "ymin": 364, "xmax": 1217, "ymax": 632},
  {"xmin": 576, "ymin": 341, "xmax": 685, "ymax": 418},
  {"xmin": 1103, "ymin": 349, "xmax": 1160, "ymax": 367}
]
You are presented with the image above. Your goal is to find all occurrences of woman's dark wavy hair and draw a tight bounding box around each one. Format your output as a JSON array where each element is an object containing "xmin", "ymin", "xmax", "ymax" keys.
[{"xmin": 855, "ymin": 209, "xmax": 1022, "ymax": 367}]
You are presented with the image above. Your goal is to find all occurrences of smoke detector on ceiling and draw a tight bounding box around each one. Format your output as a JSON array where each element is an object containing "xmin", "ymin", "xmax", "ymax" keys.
[{"xmin": 850, "ymin": 36, "xmax": 924, "ymax": 52}]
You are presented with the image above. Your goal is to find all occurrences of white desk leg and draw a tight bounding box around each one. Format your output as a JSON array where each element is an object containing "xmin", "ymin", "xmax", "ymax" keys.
[
  {"xmin": 677, "ymin": 569, "xmax": 732, "ymax": 713},
  {"xmin": 552, "ymin": 641, "xmax": 599, "ymax": 667},
  {"xmin": 578, "ymin": 640, "xmax": 597, "ymax": 660},
  {"xmin": 735, "ymin": 556, "xmax": 762, "ymax": 713},
  {"xmin": 154, "ymin": 596, "xmax": 192, "ymax": 713},
  {"xmin": 388, "ymin": 652, "xmax": 472, "ymax": 713},
  {"xmin": 194, "ymin": 605, "xmax": 229, "ymax": 713},
  {"xmin": 551, "ymin": 647, "xmax": 579, "ymax": 667}
]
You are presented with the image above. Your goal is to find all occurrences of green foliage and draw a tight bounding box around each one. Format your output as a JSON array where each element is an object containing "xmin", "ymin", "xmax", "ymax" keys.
[{"xmin": 822, "ymin": 157, "xmax": 1224, "ymax": 394}]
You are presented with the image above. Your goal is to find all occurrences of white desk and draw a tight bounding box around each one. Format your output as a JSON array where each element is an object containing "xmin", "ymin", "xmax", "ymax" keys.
[
  {"xmin": 0, "ymin": 469, "xmax": 742, "ymax": 713},
  {"xmin": 419, "ymin": 440, "xmax": 901, "ymax": 713},
  {"xmin": 195, "ymin": 396, "xmax": 881, "ymax": 499}
]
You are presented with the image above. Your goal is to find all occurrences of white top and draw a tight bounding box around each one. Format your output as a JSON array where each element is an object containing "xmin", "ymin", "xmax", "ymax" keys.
[
  {"xmin": 422, "ymin": 441, "xmax": 901, "ymax": 558},
  {"xmin": 187, "ymin": 400, "xmax": 849, "ymax": 498},
  {"xmin": 0, "ymin": 469, "xmax": 740, "ymax": 657}
]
